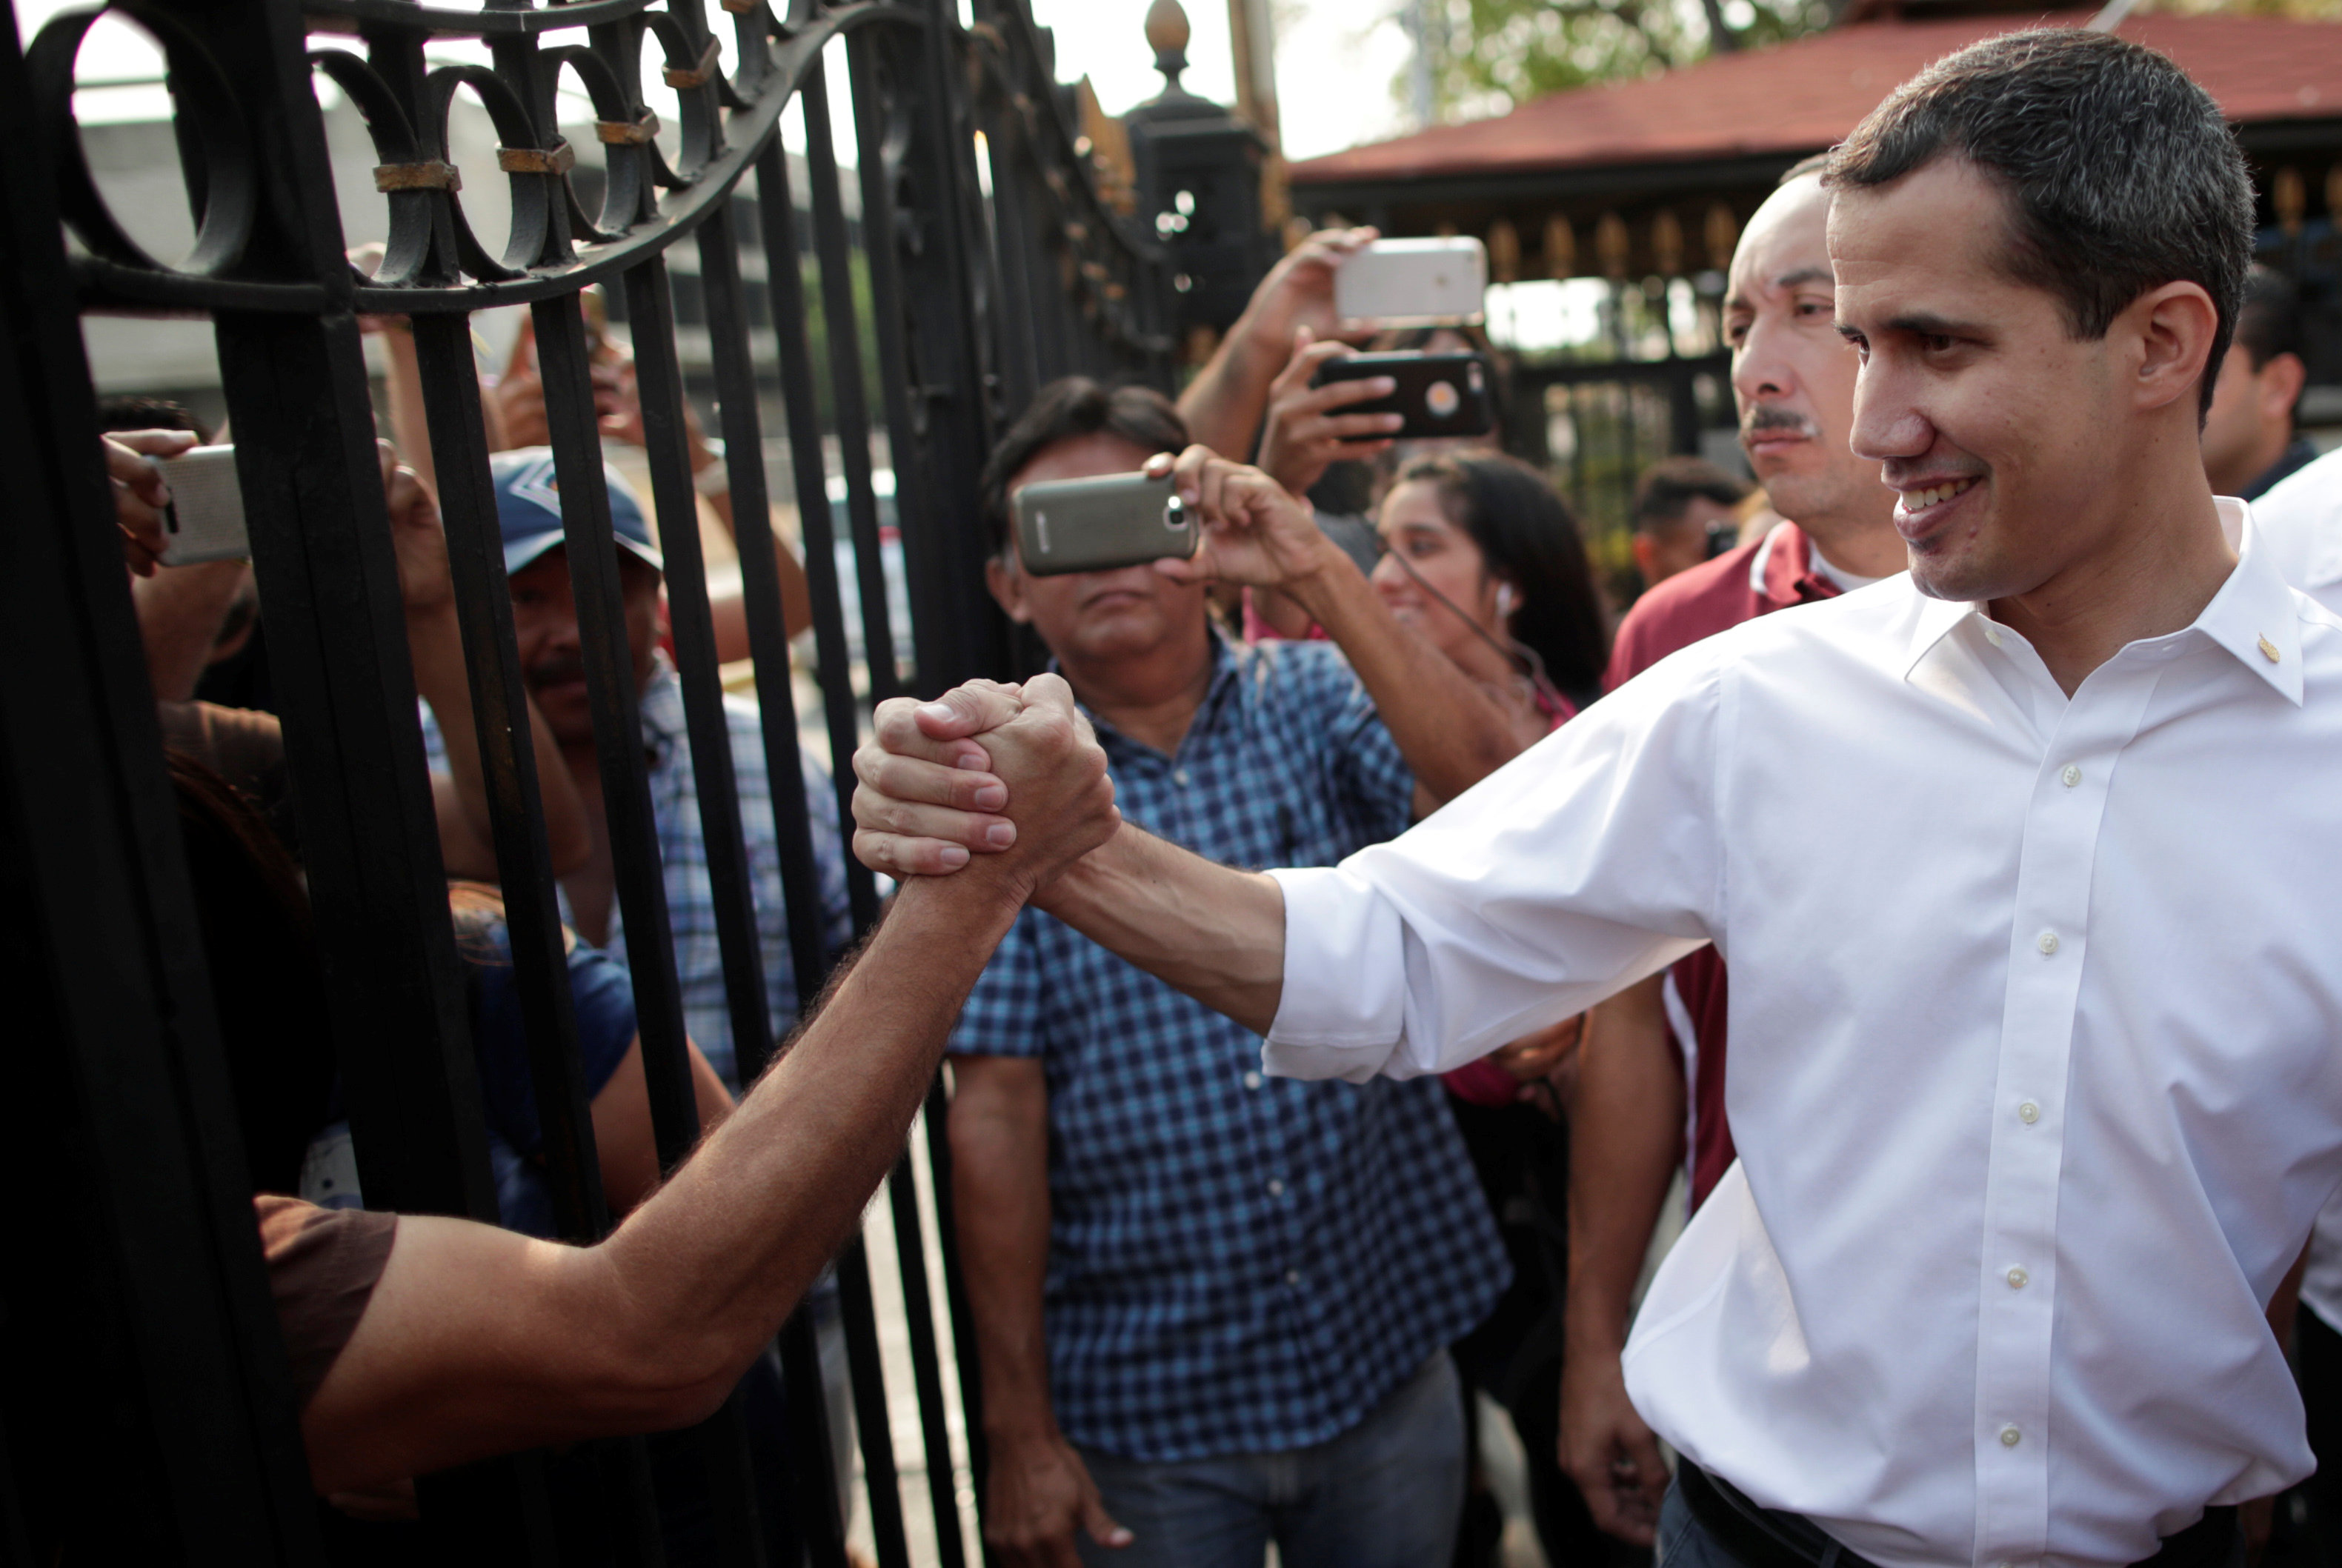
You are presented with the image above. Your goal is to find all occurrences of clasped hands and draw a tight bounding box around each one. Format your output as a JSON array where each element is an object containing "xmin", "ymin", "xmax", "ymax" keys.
[{"xmin": 853, "ymin": 448, "xmax": 1330, "ymax": 888}]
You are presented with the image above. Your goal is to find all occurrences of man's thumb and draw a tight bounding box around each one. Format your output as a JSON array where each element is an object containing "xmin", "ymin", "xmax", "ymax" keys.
[
  {"xmin": 1081, "ymin": 1491, "xmax": 1131, "ymax": 1549},
  {"xmin": 914, "ymin": 681, "xmax": 1023, "ymax": 740}
]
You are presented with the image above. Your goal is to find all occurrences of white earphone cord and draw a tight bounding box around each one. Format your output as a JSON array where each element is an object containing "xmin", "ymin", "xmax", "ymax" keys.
[{"xmin": 1380, "ymin": 544, "xmax": 1570, "ymax": 715}]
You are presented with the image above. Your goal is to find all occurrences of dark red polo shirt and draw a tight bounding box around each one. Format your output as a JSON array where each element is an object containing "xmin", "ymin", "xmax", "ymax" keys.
[{"xmin": 1601, "ymin": 521, "xmax": 1843, "ymax": 1210}]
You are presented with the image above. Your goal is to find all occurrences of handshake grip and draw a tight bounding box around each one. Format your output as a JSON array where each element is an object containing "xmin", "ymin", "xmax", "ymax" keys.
[{"xmin": 852, "ymin": 675, "xmax": 1120, "ymax": 895}]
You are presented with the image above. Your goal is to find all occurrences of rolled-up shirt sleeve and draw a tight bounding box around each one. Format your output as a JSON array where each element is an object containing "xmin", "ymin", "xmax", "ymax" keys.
[{"xmin": 1265, "ymin": 644, "xmax": 1726, "ymax": 1082}]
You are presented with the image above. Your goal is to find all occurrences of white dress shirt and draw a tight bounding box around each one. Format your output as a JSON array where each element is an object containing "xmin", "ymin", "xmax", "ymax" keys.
[
  {"xmin": 1265, "ymin": 501, "xmax": 2342, "ymax": 1568},
  {"xmin": 2249, "ymin": 447, "xmax": 2342, "ymax": 617},
  {"xmin": 2249, "ymin": 452, "xmax": 2342, "ymax": 1334}
]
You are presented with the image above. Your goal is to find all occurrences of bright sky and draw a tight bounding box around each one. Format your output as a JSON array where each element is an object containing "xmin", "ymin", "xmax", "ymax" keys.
[
  {"xmin": 1027, "ymin": 0, "xmax": 1414, "ymax": 162},
  {"xmin": 18, "ymin": 0, "xmax": 1415, "ymax": 161}
]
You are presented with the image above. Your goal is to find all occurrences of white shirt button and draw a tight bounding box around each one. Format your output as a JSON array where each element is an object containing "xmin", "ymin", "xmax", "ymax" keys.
[
  {"xmin": 1983, "ymin": 624, "xmax": 2004, "ymax": 647},
  {"xmin": 2037, "ymin": 930, "xmax": 2060, "ymax": 956},
  {"xmin": 1266, "ymin": 1178, "xmax": 1285, "ymax": 1197},
  {"xmin": 1243, "ymin": 1072, "xmax": 1262, "ymax": 1090},
  {"xmin": 2018, "ymin": 1101, "xmax": 2040, "ymax": 1124},
  {"xmin": 2061, "ymin": 764, "xmax": 2082, "ymax": 788},
  {"xmin": 2000, "ymin": 1425, "xmax": 2022, "ymax": 1447},
  {"xmin": 1173, "ymin": 768, "xmax": 1191, "ymax": 787},
  {"xmin": 2006, "ymin": 1267, "xmax": 2029, "ymax": 1290}
]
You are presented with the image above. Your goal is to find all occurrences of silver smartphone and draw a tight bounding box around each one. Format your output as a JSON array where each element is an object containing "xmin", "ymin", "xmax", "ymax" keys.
[
  {"xmin": 1011, "ymin": 471, "xmax": 1197, "ymax": 577},
  {"xmin": 155, "ymin": 445, "xmax": 250, "ymax": 566},
  {"xmin": 1335, "ymin": 236, "xmax": 1488, "ymax": 328}
]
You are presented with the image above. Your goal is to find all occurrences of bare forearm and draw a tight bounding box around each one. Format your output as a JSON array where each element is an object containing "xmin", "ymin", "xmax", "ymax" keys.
[
  {"xmin": 948, "ymin": 1061, "xmax": 1059, "ymax": 1441},
  {"xmin": 1290, "ymin": 557, "xmax": 1532, "ymax": 805},
  {"xmin": 377, "ymin": 325, "xmax": 435, "ymax": 496},
  {"xmin": 597, "ymin": 873, "xmax": 1025, "ymax": 1384},
  {"xmin": 132, "ymin": 562, "xmax": 247, "ymax": 701},
  {"xmin": 1564, "ymin": 978, "xmax": 1685, "ymax": 1364},
  {"xmin": 1034, "ymin": 825, "xmax": 1285, "ymax": 1035},
  {"xmin": 1177, "ymin": 328, "xmax": 1283, "ymax": 461}
]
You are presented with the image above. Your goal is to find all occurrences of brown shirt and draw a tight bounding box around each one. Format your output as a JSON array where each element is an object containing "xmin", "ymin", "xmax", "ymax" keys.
[{"xmin": 253, "ymin": 1195, "xmax": 398, "ymax": 1407}]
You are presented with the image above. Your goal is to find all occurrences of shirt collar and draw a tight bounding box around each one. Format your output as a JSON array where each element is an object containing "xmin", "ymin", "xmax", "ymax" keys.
[
  {"xmin": 1057, "ymin": 628, "xmax": 1245, "ymax": 758},
  {"xmin": 1751, "ymin": 521, "xmax": 1841, "ymax": 608},
  {"xmin": 1901, "ymin": 498, "xmax": 2303, "ymax": 704},
  {"xmin": 638, "ymin": 651, "xmax": 688, "ymax": 758}
]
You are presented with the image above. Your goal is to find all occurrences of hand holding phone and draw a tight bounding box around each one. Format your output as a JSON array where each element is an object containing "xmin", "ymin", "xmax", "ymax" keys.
[
  {"xmin": 1334, "ymin": 237, "xmax": 1488, "ymax": 328},
  {"xmin": 1011, "ymin": 470, "xmax": 1197, "ymax": 577},
  {"xmin": 1151, "ymin": 447, "xmax": 1345, "ymax": 595},
  {"xmin": 1310, "ymin": 351, "xmax": 1494, "ymax": 442},
  {"xmin": 1258, "ymin": 328, "xmax": 1406, "ymax": 497},
  {"xmin": 154, "ymin": 444, "xmax": 251, "ymax": 567}
]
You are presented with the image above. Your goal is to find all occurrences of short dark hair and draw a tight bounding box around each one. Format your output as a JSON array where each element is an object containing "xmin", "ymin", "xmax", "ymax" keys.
[
  {"xmin": 1398, "ymin": 451, "xmax": 1611, "ymax": 705},
  {"xmin": 1826, "ymin": 28, "xmax": 2254, "ymax": 417},
  {"xmin": 979, "ymin": 378, "xmax": 1188, "ymax": 553},
  {"xmin": 95, "ymin": 393, "xmax": 211, "ymax": 441},
  {"xmin": 1634, "ymin": 456, "xmax": 1749, "ymax": 533},
  {"xmin": 2235, "ymin": 264, "xmax": 2301, "ymax": 370}
]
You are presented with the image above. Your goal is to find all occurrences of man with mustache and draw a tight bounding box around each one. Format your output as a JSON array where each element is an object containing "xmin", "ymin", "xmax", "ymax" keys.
[
  {"xmin": 858, "ymin": 30, "xmax": 2342, "ymax": 1568},
  {"xmin": 1560, "ymin": 154, "xmax": 1909, "ymax": 1546},
  {"xmin": 432, "ymin": 448, "xmax": 852, "ymax": 1088}
]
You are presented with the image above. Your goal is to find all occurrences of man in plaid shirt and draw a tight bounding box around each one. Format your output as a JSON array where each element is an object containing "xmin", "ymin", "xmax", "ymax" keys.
[{"xmin": 948, "ymin": 381, "xmax": 1526, "ymax": 1568}]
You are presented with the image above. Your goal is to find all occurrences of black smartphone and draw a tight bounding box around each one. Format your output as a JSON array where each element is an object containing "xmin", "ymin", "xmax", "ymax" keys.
[
  {"xmin": 1311, "ymin": 350, "xmax": 1494, "ymax": 442},
  {"xmin": 1011, "ymin": 471, "xmax": 1199, "ymax": 576}
]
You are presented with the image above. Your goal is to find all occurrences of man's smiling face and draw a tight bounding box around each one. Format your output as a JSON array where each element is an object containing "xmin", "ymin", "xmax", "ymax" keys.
[{"xmin": 1830, "ymin": 157, "xmax": 2130, "ymax": 604}]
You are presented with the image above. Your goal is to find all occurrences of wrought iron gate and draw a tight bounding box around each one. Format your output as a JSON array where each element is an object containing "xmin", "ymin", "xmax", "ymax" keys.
[{"xmin": 0, "ymin": 0, "xmax": 1169, "ymax": 1562}]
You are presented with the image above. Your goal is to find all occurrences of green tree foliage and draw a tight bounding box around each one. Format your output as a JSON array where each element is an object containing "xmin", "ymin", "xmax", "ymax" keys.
[{"xmin": 1402, "ymin": 0, "xmax": 1834, "ymax": 122}]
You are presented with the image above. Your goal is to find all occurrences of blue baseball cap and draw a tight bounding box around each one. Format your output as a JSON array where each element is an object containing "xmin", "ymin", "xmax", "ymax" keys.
[{"xmin": 490, "ymin": 447, "xmax": 663, "ymax": 576}]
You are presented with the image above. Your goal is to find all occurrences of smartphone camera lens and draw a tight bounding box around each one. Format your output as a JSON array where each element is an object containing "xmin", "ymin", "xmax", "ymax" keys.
[{"xmin": 1165, "ymin": 494, "xmax": 1186, "ymax": 530}]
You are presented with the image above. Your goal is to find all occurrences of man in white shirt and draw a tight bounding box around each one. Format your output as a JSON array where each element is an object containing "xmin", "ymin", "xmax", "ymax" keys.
[{"xmin": 854, "ymin": 29, "xmax": 2342, "ymax": 1568}]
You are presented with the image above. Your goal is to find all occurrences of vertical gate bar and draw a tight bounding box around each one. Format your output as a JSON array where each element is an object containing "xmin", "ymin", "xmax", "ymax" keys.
[
  {"xmin": 410, "ymin": 314, "xmax": 611, "ymax": 1249},
  {"xmin": 748, "ymin": 141, "xmax": 895, "ymax": 1568},
  {"xmin": 979, "ymin": 122, "xmax": 1041, "ymax": 418},
  {"xmin": 841, "ymin": 36, "xmax": 982, "ymax": 1567},
  {"xmin": 800, "ymin": 54, "xmax": 908, "ymax": 710},
  {"xmin": 779, "ymin": 1311, "xmax": 852, "ymax": 1568},
  {"xmin": 410, "ymin": 313, "xmax": 672, "ymax": 1567},
  {"xmin": 210, "ymin": 299, "xmax": 556, "ymax": 1559},
  {"xmin": 694, "ymin": 197, "xmax": 835, "ymax": 1071},
  {"xmin": 852, "ymin": 15, "xmax": 1001, "ymax": 698},
  {"xmin": 834, "ymin": 1239, "xmax": 917, "ymax": 1568},
  {"xmin": 0, "ymin": 33, "xmax": 324, "ymax": 1542},
  {"xmin": 530, "ymin": 295, "xmax": 702, "ymax": 1170},
  {"xmin": 622, "ymin": 250, "xmax": 783, "ymax": 1568},
  {"xmin": 754, "ymin": 126, "xmax": 884, "ymax": 932}
]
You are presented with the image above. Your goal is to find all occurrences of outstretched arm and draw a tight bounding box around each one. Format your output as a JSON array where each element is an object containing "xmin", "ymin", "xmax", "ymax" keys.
[
  {"xmin": 1153, "ymin": 447, "xmax": 1530, "ymax": 806},
  {"xmin": 851, "ymin": 684, "xmax": 1287, "ymax": 1035},
  {"xmin": 298, "ymin": 677, "xmax": 1118, "ymax": 1494},
  {"xmin": 1177, "ymin": 228, "xmax": 1374, "ymax": 460}
]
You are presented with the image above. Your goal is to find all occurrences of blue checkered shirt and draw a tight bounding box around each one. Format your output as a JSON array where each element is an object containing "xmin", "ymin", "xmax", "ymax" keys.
[
  {"xmin": 951, "ymin": 634, "xmax": 1509, "ymax": 1461},
  {"xmin": 424, "ymin": 655, "xmax": 851, "ymax": 1089}
]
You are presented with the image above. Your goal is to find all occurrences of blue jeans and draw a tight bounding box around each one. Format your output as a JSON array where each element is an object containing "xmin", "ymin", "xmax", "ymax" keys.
[{"xmin": 1075, "ymin": 1353, "xmax": 1466, "ymax": 1568}]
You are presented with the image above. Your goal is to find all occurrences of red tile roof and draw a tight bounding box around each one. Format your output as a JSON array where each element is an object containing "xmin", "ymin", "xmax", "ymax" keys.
[{"xmin": 1288, "ymin": 10, "xmax": 2342, "ymax": 187}]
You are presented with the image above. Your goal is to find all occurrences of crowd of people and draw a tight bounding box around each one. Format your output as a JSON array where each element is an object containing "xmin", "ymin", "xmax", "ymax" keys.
[{"xmin": 87, "ymin": 21, "xmax": 2342, "ymax": 1568}]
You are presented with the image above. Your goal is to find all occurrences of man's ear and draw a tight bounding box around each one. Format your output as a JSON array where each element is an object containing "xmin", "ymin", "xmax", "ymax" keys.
[
  {"xmin": 2261, "ymin": 351, "xmax": 2308, "ymax": 426},
  {"xmin": 2129, "ymin": 280, "xmax": 2221, "ymax": 416},
  {"xmin": 1631, "ymin": 533, "xmax": 1660, "ymax": 583},
  {"xmin": 985, "ymin": 554, "xmax": 1032, "ymax": 624}
]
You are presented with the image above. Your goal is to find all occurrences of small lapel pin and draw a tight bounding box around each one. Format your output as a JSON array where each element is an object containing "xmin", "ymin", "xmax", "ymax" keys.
[{"xmin": 2258, "ymin": 635, "xmax": 2281, "ymax": 664}]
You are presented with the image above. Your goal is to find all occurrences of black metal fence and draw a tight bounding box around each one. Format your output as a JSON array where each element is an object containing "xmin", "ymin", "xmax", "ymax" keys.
[{"xmin": 0, "ymin": 0, "xmax": 1171, "ymax": 1561}]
